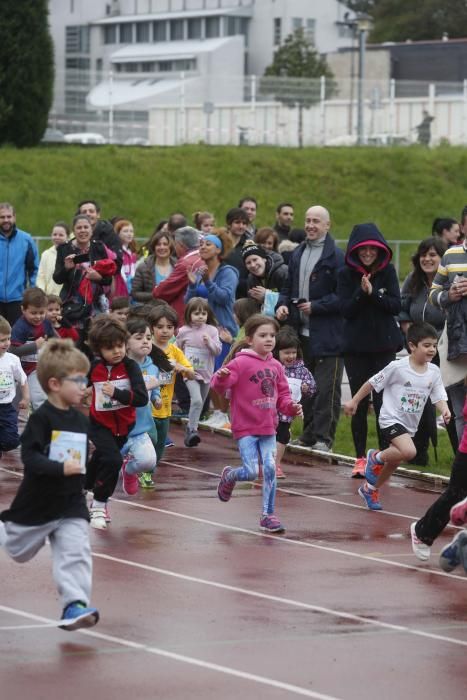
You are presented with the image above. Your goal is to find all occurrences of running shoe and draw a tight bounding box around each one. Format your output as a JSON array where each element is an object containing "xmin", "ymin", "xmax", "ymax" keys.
[
  {"xmin": 276, "ymin": 464, "xmax": 286, "ymax": 479},
  {"xmin": 358, "ymin": 483, "xmax": 382, "ymax": 511},
  {"xmin": 364, "ymin": 449, "xmax": 384, "ymax": 486},
  {"xmin": 59, "ymin": 601, "xmax": 99, "ymax": 631},
  {"xmin": 89, "ymin": 506, "xmax": 107, "ymax": 530},
  {"xmin": 450, "ymin": 496, "xmax": 467, "ymax": 527},
  {"xmin": 439, "ymin": 530, "xmax": 467, "ymax": 572},
  {"xmin": 410, "ymin": 522, "xmax": 431, "ymax": 562},
  {"xmin": 201, "ymin": 410, "xmax": 223, "ymax": 427},
  {"xmin": 352, "ymin": 457, "xmax": 366, "ymax": 479},
  {"xmin": 139, "ymin": 471, "xmax": 156, "ymax": 489},
  {"xmin": 217, "ymin": 466, "xmax": 235, "ymax": 502},
  {"xmin": 165, "ymin": 436, "xmax": 175, "ymax": 447},
  {"xmin": 184, "ymin": 429, "xmax": 201, "ymax": 447},
  {"xmin": 260, "ymin": 514, "xmax": 285, "ymax": 533},
  {"xmin": 121, "ymin": 459, "xmax": 139, "ymax": 496}
]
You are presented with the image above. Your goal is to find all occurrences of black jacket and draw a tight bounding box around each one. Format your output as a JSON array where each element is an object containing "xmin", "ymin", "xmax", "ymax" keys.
[
  {"xmin": 337, "ymin": 223, "xmax": 403, "ymax": 354},
  {"xmin": 224, "ymin": 232, "xmax": 253, "ymax": 299},
  {"xmin": 246, "ymin": 251, "xmax": 288, "ymax": 292},
  {"xmin": 53, "ymin": 239, "xmax": 114, "ymax": 302}
]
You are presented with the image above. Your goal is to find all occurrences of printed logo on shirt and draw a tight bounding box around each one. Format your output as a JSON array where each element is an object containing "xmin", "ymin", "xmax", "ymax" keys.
[{"xmin": 404, "ymin": 381, "xmax": 412, "ymax": 387}]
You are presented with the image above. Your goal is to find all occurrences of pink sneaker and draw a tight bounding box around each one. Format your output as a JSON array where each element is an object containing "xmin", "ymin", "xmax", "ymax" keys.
[
  {"xmin": 450, "ymin": 496, "xmax": 467, "ymax": 526},
  {"xmin": 260, "ymin": 514, "xmax": 285, "ymax": 533},
  {"xmin": 217, "ymin": 466, "xmax": 236, "ymax": 502},
  {"xmin": 121, "ymin": 458, "xmax": 139, "ymax": 496},
  {"xmin": 276, "ymin": 464, "xmax": 286, "ymax": 479}
]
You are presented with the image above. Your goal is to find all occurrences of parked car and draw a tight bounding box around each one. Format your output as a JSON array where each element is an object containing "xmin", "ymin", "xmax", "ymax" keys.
[
  {"xmin": 41, "ymin": 128, "xmax": 66, "ymax": 144},
  {"xmin": 123, "ymin": 137, "xmax": 150, "ymax": 146},
  {"xmin": 64, "ymin": 132, "xmax": 107, "ymax": 145}
]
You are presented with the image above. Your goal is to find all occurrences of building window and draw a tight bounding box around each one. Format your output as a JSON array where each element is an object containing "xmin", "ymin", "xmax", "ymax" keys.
[
  {"xmin": 273, "ymin": 18, "xmax": 281, "ymax": 46},
  {"xmin": 141, "ymin": 61, "xmax": 155, "ymax": 71},
  {"xmin": 65, "ymin": 91, "xmax": 87, "ymax": 114},
  {"xmin": 206, "ymin": 16, "xmax": 220, "ymax": 38},
  {"xmin": 188, "ymin": 18, "xmax": 202, "ymax": 39},
  {"xmin": 136, "ymin": 23, "xmax": 149, "ymax": 42},
  {"xmin": 96, "ymin": 58, "xmax": 103, "ymax": 72},
  {"xmin": 292, "ymin": 18, "xmax": 303, "ymax": 33},
  {"xmin": 66, "ymin": 25, "xmax": 90, "ymax": 53},
  {"xmin": 103, "ymin": 25, "xmax": 117, "ymax": 44},
  {"xmin": 170, "ymin": 19, "xmax": 184, "ymax": 40},
  {"xmin": 153, "ymin": 21, "xmax": 167, "ymax": 41},
  {"xmin": 66, "ymin": 57, "xmax": 90, "ymax": 70},
  {"xmin": 120, "ymin": 23, "xmax": 133, "ymax": 43},
  {"xmin": 305, "ymin": 18, "xmax": 316, "ymax": 43}
]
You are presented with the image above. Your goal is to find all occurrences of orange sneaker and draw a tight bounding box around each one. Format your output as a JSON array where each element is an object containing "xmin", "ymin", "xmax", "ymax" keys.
[
  {"xmin": 276, "ymin": 464, "xmax": 286, "ymax": 479},
  {"xmin": 352, "ymin": 457, "xmax": 366, "ymax": 478}
]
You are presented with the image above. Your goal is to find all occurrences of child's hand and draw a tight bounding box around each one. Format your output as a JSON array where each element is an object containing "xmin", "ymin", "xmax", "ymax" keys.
[
  {"xmin": 145, "ymin": 376, "xmax": 159, "ymax": 390},
  {"xmin": 203, "ymin": 334, "xmax": 210, "ymax": 345},
  {"xmin": 102, "ymin": 381, "xmax": 115, "ymax": 397},
  {"xmin": 343, "ymin": 400, "xmax": 357, "ymax": 416},
  {"xmin": 18, "ymin": 398, "xmax": 28, "ymax": 410},
  {"xmin": 217, "ymin": 367, "xmax": 230, "ymax": 377},
  {"xmin": 63, "ymin": 458, "xmax": 82, "ymax": 476},
  {"xmin": 153, "ymin": 397, "xmax": 162, "ymax": 409},
  {"xmin": 219, "ymin": 327, "xmax": 233, "ymax": 344},
  {"xmin": 441, "ymin": 407, "xmax": 451, "ymax": 424},
  {"xmin": 173, "ymin": 362, "xmax": 188, "ymax": 373},
  {"xmin": 291, "ymin": 402, "xmax": 303, "ymax": 417},
  {"xmin": 36, "ymin": 336, "xmax": 47, "ymax": 349}
]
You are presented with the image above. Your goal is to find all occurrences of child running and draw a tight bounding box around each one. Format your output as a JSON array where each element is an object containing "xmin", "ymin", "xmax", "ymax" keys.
[
  {"xmin": 0, "ymin": 316, "xmax": 29, "ymax": 458},
  {"xmin": 212, "ymin": 314, "xmax": 302, "ymax": 533},
  {"xmin": 410, "ymin": 393, "xmax": 467, "ymax": 564},
  {"xmin": 149, "ymin": 305, "xmax": 194, "ymax": 461},
  {"xmin": 344, "ymin": 322, "xmax": 450, "ymax": 511},
  {"xmin": 86, "ymin": 316, "xmax": 148, "ymax": 529},
  {"xmin": 273, "ymin": 327, "xmax": 316, "ymax": 478},
  {"xmin": 0, "ymin": 339, "xmax": 99, "ymax": 630},
  {"xmin": 176, "ymin": 297, "xmax": 222, "ymax": 446},
  {"xmin": 121, "ymin": 317, "xmax": 161, "ymax": 493}
]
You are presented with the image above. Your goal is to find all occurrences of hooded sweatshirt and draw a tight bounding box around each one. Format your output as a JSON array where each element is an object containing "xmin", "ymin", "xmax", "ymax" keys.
[
  {"xmin": 128, "ymin": 355, "xmax": 161, "ymax": 438},
  {"xmin": 337, "ymin": 223, "xmax": 403, "ymax": 354},
  {"xmin": 210, "ymin": 349, "xmax": 296, "ymax": 439}
]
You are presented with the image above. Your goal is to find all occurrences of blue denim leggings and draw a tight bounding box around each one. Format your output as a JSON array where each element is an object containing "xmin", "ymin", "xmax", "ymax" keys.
[{"xmin": 230, "ymin": 435, "xmax": 277, "ymax": 515}]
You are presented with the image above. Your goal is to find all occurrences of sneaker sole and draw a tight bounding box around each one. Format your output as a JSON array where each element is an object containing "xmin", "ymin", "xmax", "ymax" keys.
[
  {"xmin": 351, "ymin": 471, "xmax": 365, "ymax": 479},
  {"xmin": 59, "ymin": 610, "xmax": 99, "ymax": 631},
  {"xmin": 90, "ymin": 518, "xmax": 107, "ymax": 530},
  {"xmin": 260, "ymin": 524, "xmax": 285, "ymax": 533}
]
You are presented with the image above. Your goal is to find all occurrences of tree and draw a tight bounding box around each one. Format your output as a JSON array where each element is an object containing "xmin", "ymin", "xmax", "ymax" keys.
[{"xmin": 0, "ymin": 1, "xmax": 54, "ymax": 147}]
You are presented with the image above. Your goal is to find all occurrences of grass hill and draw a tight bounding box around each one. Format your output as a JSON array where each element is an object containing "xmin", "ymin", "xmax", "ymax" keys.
[{"xmin": 2, "ymin": 143, "xmax": 467, "ymax": 277}]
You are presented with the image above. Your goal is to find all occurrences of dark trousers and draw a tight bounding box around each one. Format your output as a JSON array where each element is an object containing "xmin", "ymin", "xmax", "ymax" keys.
[
  {"xmin": 0, "ymin": 302, "xmax": 22, "ymax": 326},
  {"xmin": 344, "ymin": 351, "xmax": 395, "ymax": 457},
  {"xmin": 415, "ymin": 450, "xmax": 467, "ymax": 546},
  {"xmin": 174, "ymin": 373, "xmax": 191, "ymax": 413},
  {"xmin": 299, "ymin": 336, "xmax": 344, "ymax": 448},
  {"xmin": 86, "ymin": 422, "xmax": 126, "ymax": 502},
  {"xmin": 0, "ymin": 403, "xmax": 20, "ymax": 452}
]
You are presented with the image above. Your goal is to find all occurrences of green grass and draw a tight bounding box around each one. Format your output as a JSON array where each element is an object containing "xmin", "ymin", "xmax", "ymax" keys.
[
  {"xmin": 3, "ymin": 143, "xmax": 467, "ymax": 275},
  {"xmin": 290, "ymin": 413, "xmax": 454, "ymax": 478}
]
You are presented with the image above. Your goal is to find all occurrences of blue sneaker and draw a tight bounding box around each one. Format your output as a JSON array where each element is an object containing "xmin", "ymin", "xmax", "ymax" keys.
[
  {"xmin": 439, "ymin": 531, "xmax": 467, "ymax": 572},
  {"xmin": 364, "ymin": 449, "xmax": 384, "ymax": 486},
  {"xmin": 358, "ymin": 483, "xmax": 382, "ymax": 511},
  {"xmin": 59, "ymin": 601, "xmax": 99, "ymax": 631},
  {"xmin": 165, "ymin": 436, "xmax": 175, "ymax": 447}
]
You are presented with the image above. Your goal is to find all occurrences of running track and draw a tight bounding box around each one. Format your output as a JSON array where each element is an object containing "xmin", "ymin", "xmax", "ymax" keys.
[{"xmin": 1, "ymin": 424, "xmax": 466, "ymax": 700}]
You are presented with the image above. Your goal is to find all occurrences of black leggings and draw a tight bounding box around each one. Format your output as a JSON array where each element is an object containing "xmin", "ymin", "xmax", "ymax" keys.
[
  {"xmin": 86, "ymin": 423, "xmax": 126, "ymax": 502},
  {"xmin": 415, "ymin": 450, "xmax": 467, "ymax": 546},
  {"xmin": 344, "ymin": 351, "xmax": 395, "ymax": 457}
]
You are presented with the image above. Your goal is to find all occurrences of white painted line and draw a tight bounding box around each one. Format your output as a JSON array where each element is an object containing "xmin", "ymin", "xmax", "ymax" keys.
[
  {"xmin": 0, "ymin": 604, "xmax": 341, "ymax": 700},
  {"xmin": 110, "ymin": 497, "xmax": 467, "ymax": 582},
  {"xmin": 92, "ymin": 551, "xmax": 467, "ymax": 649}
]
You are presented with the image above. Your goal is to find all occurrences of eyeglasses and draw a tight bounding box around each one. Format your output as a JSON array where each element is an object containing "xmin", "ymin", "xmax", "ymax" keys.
[{"xmin": 63, "ymin": 376, "xmax": 88, "ymax": 387}]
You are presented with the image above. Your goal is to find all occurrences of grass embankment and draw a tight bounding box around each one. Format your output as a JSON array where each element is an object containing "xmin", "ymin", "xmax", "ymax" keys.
[{"xmin": 2, "ymin": 143, "xmax": 462, "ymax": 473}]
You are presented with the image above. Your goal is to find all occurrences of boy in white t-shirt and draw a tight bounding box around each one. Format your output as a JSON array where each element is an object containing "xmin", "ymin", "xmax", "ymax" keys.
[
  {"xmin": 344, "ymin": 322, "xmax": 451, "ymax": 511},
  {"xmin": 0, "ymin": 316, "xmax": 29, "ymax": 458}
]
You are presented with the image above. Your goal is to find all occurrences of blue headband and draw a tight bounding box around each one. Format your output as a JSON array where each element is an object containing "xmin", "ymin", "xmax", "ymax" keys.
[{"xmin": 204, "ymin": 234, "xmax": 222, "ymax": 250}]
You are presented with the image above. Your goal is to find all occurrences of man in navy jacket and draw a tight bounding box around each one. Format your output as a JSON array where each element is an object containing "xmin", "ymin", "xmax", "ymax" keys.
[
  {"xmin": 0, "ymin": 203, "xmax": 39, "ymax": 325},
  {"xmin": 276, "ymin": 205, "xmax": 345, "ymax": 451}
]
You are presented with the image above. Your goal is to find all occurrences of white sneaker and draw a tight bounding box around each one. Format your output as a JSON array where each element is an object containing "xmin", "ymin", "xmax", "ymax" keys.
[
  {"xmin": 313, "ymin": 441, "xmax": 330, "ymax": 453},
  {"xmin": 90, "ymin": 507, "xmax": 107, "ymax": 530},
  {"xmin": 212, "ymin": 412, "xmax": 230, "ymax": 428},
  {"xmin": 410, "ymin": 522, "xmax": 430, "ymax": 561},
  {"xmin": 202, "ymin": 410, "xmax": 223, "ymax": 427}
]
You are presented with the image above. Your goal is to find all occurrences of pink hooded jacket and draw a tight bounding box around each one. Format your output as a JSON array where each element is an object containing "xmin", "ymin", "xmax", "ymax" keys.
[{"xmin": 210, "ymin": 349, "xmax": 297, "ymax": 439}]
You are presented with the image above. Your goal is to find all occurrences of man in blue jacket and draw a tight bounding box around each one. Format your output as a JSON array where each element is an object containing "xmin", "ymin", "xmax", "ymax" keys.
[
  {"xmin": 0, "ymin": 203, "xmax": 39, "ymax": 325},
  {"xmin": 276, "ymin": 205, "xmax": 345, "ymax": 451}
]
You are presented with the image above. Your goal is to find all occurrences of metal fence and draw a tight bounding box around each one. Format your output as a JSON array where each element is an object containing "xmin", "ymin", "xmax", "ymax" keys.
[{"xmin": 47, "ymin": 69, "xmax": 467, "ymax": 147}]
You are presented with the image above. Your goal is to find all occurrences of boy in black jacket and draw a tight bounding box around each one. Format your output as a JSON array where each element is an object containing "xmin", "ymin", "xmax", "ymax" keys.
[
  {"xmin": 86, "ymin": 316, "xmax": 148, "ymax": 530},
  {"xmin": 0, "ymin": 339, "xmax": 99, "ymax": 631}
]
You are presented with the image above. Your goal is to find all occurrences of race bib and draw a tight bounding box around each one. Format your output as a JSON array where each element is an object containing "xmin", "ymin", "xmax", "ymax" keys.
[
  {"xmin": 184, "ymin": 345, "xmax": 210, "ymax": 372},
  {"xmin": 158, "ymin": 370, "xmax": 174, "ymax": 386},
  {"xmin": 400, "ymin": 390, "xmax": 427, "ymax": 414},
  {"xmin": 49, "ymin": 430, "xmax": 87, "ymax": 474},
  {"xmin": 0, "ymin": 369, "xmax": 15, "ymax": 400},
  {"xmin": 94, "ymin": 378, "xmax": 130, "ymax": 411}
]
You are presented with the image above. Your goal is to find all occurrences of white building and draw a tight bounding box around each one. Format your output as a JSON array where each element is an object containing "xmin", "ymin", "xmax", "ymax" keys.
[{"xmin": 48, "ymin": 0, "xmax": 355, "ymax": 116}]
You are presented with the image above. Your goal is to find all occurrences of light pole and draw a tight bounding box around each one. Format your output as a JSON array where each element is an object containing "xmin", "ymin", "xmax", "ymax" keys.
[{"xmin": 355, "ymin": 12, "xmax": 372, "ymax": 145}]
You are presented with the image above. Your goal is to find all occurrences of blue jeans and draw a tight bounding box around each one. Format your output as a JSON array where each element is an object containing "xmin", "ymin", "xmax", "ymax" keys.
[{"xmin": 231, "ymin": 435, "xmax": 277, "ymax": 515}]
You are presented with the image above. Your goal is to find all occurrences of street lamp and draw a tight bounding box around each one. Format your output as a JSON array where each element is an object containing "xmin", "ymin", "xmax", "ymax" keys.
[{"xmin": 355, "ymin": 12, "xmax": 372, "ymax": 145}]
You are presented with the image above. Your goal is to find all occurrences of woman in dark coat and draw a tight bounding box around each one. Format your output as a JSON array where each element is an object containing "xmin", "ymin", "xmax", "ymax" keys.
[
  {"xmin": 242, "ymin": 241, "xmax": 288, "ymax": 316},
  {"xmin": 337, "ymin": 223, "xmax": 403, "ymax": 477}
]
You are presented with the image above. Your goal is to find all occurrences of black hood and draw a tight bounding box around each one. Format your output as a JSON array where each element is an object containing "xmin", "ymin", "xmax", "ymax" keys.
[{"xmin": 345, "ymin": 223, "xmax": 392, "ymax": 274}]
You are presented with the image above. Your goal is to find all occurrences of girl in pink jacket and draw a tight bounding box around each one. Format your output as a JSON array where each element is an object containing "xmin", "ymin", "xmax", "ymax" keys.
[{"xmin": 211, "ymin": 314, "xmax": 302, "ymax": 533}]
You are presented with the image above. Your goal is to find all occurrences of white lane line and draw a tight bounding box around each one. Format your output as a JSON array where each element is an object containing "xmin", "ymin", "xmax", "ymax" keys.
[
  {"xmin": 110, "ymin": 497, "xmax": 467, "ymax": 582},
  {"xmin": 0, "ymin": 605, "xmax": 341, "ymax": 700},
  {"xmin": 92, "ymin": 551, "xmax": 467, "ymax": 649}
]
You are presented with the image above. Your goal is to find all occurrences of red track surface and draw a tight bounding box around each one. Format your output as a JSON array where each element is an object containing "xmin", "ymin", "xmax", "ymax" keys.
[{"xmin": 1, "ymin": 423, "xmax": 466, "ymax": 699}]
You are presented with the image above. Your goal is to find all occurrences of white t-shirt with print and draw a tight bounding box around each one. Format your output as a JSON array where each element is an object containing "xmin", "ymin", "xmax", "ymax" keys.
[
  {"xmin": 369, "ymin": 356, "xmax": 447, "ymax": 436},
  {"xmin": 0, "ymin": 352, "xmax": 27, "ymax": 404}
]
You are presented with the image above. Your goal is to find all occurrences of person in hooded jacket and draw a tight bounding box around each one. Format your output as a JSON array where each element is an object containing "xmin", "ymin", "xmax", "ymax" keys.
[
  {"xmin": 337, "ymin": 223, "xmax": 403, "ymax": 477},
  {"xmin": 242, "ymin": 241, "xmax": 288, "ymax": 316}
]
